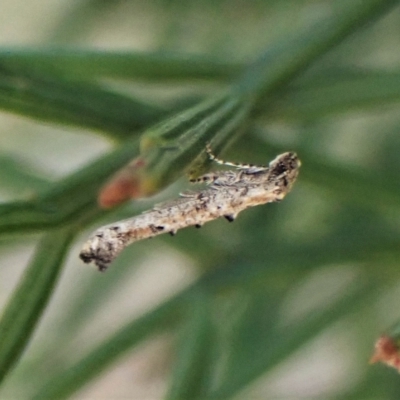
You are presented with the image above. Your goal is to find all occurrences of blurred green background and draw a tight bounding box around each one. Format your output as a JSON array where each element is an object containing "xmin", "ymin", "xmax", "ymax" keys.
[{"xmin": 1, "ymin": 1, "xmax": 400, "ymax": 399}]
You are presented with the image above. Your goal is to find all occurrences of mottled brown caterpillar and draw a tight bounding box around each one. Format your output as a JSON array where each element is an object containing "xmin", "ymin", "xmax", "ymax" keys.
[{"xmin": 80, "ymin": 150, "xmax": 300, "ymax": 271}]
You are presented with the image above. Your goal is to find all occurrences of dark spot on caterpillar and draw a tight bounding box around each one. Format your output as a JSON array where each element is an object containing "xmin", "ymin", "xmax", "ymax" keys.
[{"xmin": 274, "ymin": 162, "xmax": 288, "ymax": 176}]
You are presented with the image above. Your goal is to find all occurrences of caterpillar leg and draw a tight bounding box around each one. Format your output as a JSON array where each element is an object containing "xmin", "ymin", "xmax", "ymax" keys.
[{"xmin": 205, "ymin": 143, "xmax": 267, "ymax": 172}]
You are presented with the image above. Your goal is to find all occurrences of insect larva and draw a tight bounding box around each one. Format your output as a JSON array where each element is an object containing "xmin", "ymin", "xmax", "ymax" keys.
[{"xmin": 80, "ymin": 151, "xmax": 300, "ymax": 271}]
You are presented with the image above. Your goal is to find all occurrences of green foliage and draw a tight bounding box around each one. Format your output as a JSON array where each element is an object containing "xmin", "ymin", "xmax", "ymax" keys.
[{"xmin": 1, "ymin": 1, "xmax": 400, "ymax": 399}]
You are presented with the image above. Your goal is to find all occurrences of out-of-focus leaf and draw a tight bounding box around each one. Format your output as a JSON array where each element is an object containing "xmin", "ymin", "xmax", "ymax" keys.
[
  {"xmin": 0, "ymin": 64, "xmax": 165, "ymax": 139},
  {"xmin": 243, "ymin": 136, "xmax": 400, "ymax": 213},
  {"xmin": 208, "ymin": 279, "xmax": 377, "ymax": 399},
  {"xmin": 120, "ymin": 0, "xmax": 400, "ymax": 199},
  {"xmin": 0, "ymin": 49, "xmax": 244, "ymax": 82},
  {"xmin": 166, "ymin": 290, "xmax": 215, "ymax": 400},
  {"xmin": 0, "ymin": 225, "xmax": 75, "ymax": 383},
  {"xmin": 49, "ymin": 0, "xmax": 139, "ymax": 44},
  {"xmin": 134, "ymin": 92, "xmax": 253, "ymax": 196},
  {"xmin": 0, "ymin": 154, "xmax": 50, "ymax": 194},
  {"xmin": 2, "ymin": 1, "xmax": 400, "ymax": 399},
  {"xmin": 265, "ymin": 70, "xmax": 400, "ymax": 120},
  {"xmin": 236, "ymin": 0, "xmax": 400, "ymax": 99},
  {"xmin": 31, "ymin": 289, "xmax": 187, "ymax": 400},
  {"xmin": 0, "ymin": 138, "xmax": 140, "ymax": 234}
]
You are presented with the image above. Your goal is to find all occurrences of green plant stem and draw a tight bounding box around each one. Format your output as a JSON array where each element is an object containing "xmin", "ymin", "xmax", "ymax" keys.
[
  {"xmin": 0, "ymin": 138, "xmax": 140, "ymax": 234},
  {"xmin": 166, "ymin": 290, "xmax": 215, "ymax": 400},
  {"xmin": 0, "ymin": 225, "xmax": 75, "ymax": 383},
  {"xmin": 0, "ymin": 154, "xmax": 50, "ymax": 193},
  {"xmin": 1, "ymin": 129, "xmax": 400, "ymax": 237},
  {"xmin": 30, "ymin": 261, "xmax": 379, "ymax": 400},
  {"xmin": 237, "ymin": 0, "xmax": 400, "ymax": 99},
  {"xmin": 265, "ymin": 70, "xmax": 400, "ymax": 120},
  {"xmin": 0, "ymin": 48, "xmax": 244, "ymax": 82},
  {"xmin": 31, "ymin": 290, "xmax": 187, "ymax": 400},
  {"xmin": 137, "ymin": 92, "xmax": 253, "ymax": 195},
  {"xmin": 126, "ymin": 0, "xmax": 400, "ymax": 197},
  {"xmin": 208, "ymin": 280, "xmax": 377, "ymax": 399},
  {"xmin": 0, "ymin": 64, "xmax": 165, "ymax": 139}
]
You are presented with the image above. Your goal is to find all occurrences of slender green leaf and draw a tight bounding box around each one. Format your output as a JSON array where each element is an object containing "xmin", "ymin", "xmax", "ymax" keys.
[
  {"xmin": 0, "ymin": 138, "xmax": 140, "ymax": 234},
  {"xmin": 237, "ymin": 0, "xmax": 400, "ymax": 99},
  {"xmin": 2, "ymin": 2, "xmax": 400, "ymax": 399},
  {"xmin": 0, "ymin": 48, "xmax": 244, "ymax": 82},
  {"xmin": 209, "ymin": 280, "xmax": 377, "ymax": 399},
  {"xmin": 267, "ymin": 70, "xmax": 400, "ymax": 120},
  {"xmin": 166, "ymin": 290, "xmax": 215, "ymax": 400},
  {"xmin": 0, "ymin": 225, "xmax": 75, "ymax": 383},
  {"xmin": 0, "ymin": 64, "xmax": 165, "ymax": 139},
  {"xmin": 0, "ymin": 154, "xmax": 50, "ymax": 193},
  {"xmin": 125, "ymin": 0, "xmax": 400, "ymax": 197},
  {"xmin": 231, "ymin": 134, "xmax": 400, "ymax": 214},
  {"xmin": 31, "ymin": 290, "xmax": 186, "ymax": 400},
  {"xmin": 24, "ymin": 261, "xmax": 326, "ymax": 400},
  {"xmin": 136, "ymin": 92, "xmax": 253, "ymax": 195}
]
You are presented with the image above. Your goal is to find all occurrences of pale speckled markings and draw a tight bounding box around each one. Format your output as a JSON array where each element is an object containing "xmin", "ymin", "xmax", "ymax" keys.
[{"xmin": 80, "ymin": 151, "xmax": 301, "ymax": 271}]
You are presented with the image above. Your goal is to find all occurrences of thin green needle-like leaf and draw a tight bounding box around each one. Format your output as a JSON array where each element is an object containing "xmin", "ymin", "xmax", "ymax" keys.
[
  {"xmin": 263, "ymin": 140, "xmax": 400, "ymax": 212},
  {"xmin": 236, "ymin": 134, "xmax": 400, "ymax": 214},
  {"xmin": 0, "ymin": 225, "xmax": 75, "ymax": 383},
  {"xmin": 0, "ymin": 49, "xmax": 244, "ymax": 82},
  {"xmin": 166, "ymin": 290, "xmax": 215, "ymax": 400},
  {"xmin": 29, "ymin": 258, "xmax": 379, "ymax": 400},
  {"xmin": 0, "ymin": 138, "xmax": 140, "ymax": 234},
  {"xmin": 1, "ymin": 1, "xmax": 400, "ymax": 398},
  {"xmin": 266, "ymin": 70, "xmax": 400, "ymax": 120},
  {"xmin": 34, "ymin": 245, "xmax": 149, "ymax": 355},
  {"xmin": 31, "ymin": 290, "xmax": 187, "ymax": 400},
  {"xmin": 124, "ymin": 0, "xmax": 400, "ymax": 198},
  {"xmin": 0, "ymin": 154, "xmax": 50, "ymax": 193},
  {"xmin": 338, "ymin": 368, "xmax": 400, "ymax": 400},
  {"xmin": 301, "ymin": 158, "xmax": 400, "ymax": 212},
  {"xmin": 135, "ymin": 92, "xmax": 253, "ymax": 196},
  {"xmin": 30, "ymin": 267, "xmax": 246, "ymax": 399},
  {"xmin": 27, "ymin": 264, "xmax": 313, "ymax": 400},
  {"xmin": 0, "ymin": 64, "xmax": 165, "ymax": 139},
  {"xmin": 208, "ymin": 280, "xmax": 378, "ymax": 400},
  {"xmin": 237, "ymin": 0, "xmax": 400, "ymax": 99}
]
